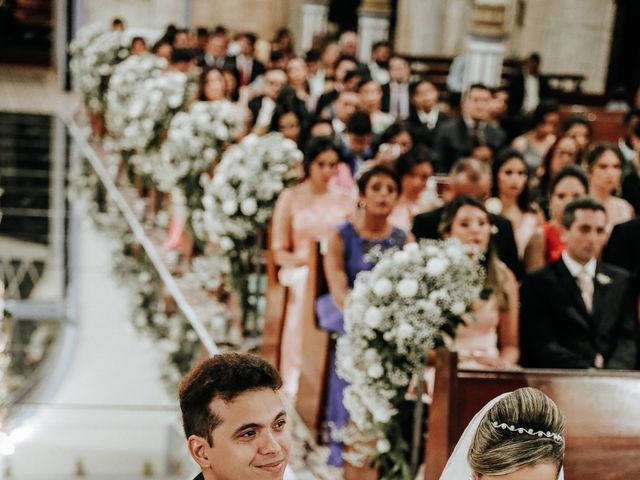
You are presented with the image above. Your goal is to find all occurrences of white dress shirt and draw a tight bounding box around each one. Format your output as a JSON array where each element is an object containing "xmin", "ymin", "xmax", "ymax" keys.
[
  {"xmin": 561, "ymin": 251, "xmax": 597, "ymax": 280},
  {"xmin": 417, "ymin": 108, "xmax": 440, "ymax": 130},
  {"xmin": 389, "ymin": 82, "xmax": 410, "ymax": 119}
]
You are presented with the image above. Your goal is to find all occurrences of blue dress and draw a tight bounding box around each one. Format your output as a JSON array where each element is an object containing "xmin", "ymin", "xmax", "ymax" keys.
[{"xmin": 316, "ymin": 221, "xmax": 406, "ymax": 466}]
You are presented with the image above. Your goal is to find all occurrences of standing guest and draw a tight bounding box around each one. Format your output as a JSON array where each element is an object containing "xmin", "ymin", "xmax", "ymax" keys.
[
  {"xmin": 434, "ymin": 83, "xmax": 507, "ymax": 173},
  {"xmin": 269, "ymin": 105, "xmax": 304, "ymax": 146},
  {"xmin": 373, "ymin": 121, "xmax": 415, "ymax": 164},
  {"xmin": 531, "ymin": 135, "xmax": 579, "ymax": 208},
  {"xmin": 322, "ymin": 90, "xmax": 359, "ymax": 143},
  {"xmin": 248, "ymin": 68, "xmax": 288, "ymax": 133},
  {"xmin": 358, "ymin": 77, "xmax": 394, "ymax": 135},
  {"xmin": 586, "ymin": 144, "xmax": 634, "ymax": 232},
  {"xmin": 381, "ymin": 56, "xmax": 412, "ymax": 120},
  {"xmin": 341, "ymin": 111, "xmax": 374, "ymax": 177},
  {"xmin": 520, "ymin": 197, "xmax": 638, "ymax": 369},
  {"xmin": 412, "ymin": 158, "xmax": 520, "ymax": 278},
  {"xmin": 408, "ymin": 79, "xmax": 448, "ymax": 148},
  {"xmin": 603, "ymin": 217, "xmax": 640, "ymax": 299},
  {"xmin": 271, "ymin": 137, "xmax": 355, "ymax": 399},
  {"xmin": 111, "ymin": 18, "xmax": 125, "ymax": 31},
  {"xmin": 198, "ymin": 67, "xmax": 227, "ymax": 102},
  {"xmin": 540, "ymin": 165, "xmax": 589, "ymax": 264},
  {"xmin": 618, "ymin": 109, "xmax": 640, "ymax": 169},
  {"xmin": 194, "ymin": 27, "xmax": 209, "ymax": 58},
  {"xmin": 318, "ymin": 163, "xmax": 405, "ymax": 466},
  {"xmin": 234, "ymin": 32, "xmax": 266, "ymax": 87},
  {"xmin": 508, "ymin": 53, "xmax": 551, "ymax": 115},
  {"xmin": 152, "ymin": 39, "xmax": 173, "ymax": 62},
  {"xmin": 271, "ymin": 28, "xmax": 294, "ymax": 62},
  {"xmin": 316, "ymin": 55, "xmax": 358, "ymax": 115},
  {"xmin": 367, "ymin": 40, "xmax": 391, "ymax": 85},
  {"xmin": 130, "ymin": 36, "xmax": 147, "ymax": 56},
  {"xmin": 179, "ymin": 353, "xmax": 291, "ymax": 480},
  {"xmin": 320, "ymin": 42, "xmax": 341, "ymax": 80},
  {"xmin": 621, "ymin": 120, "xmax": 640, "ymax": 214},
  {"xmin": 285, "ymin": 57, "xmax": 313, "ymax": 111},
  {"xmin": 487, "ymin": 149, "xmax": 544, "ymax": 271},
  {"xmin": 201, "ymin": 30, "xmax": 232, "ymax": 69},
  {"xmin": 168, "ymin": 48, "xmax": 196, "ymax": 74},
  {"xmin": 338, "ymin": 31, "xmax": 358, "ymax": 58},
  {"xmin": 562, "ymin": 116, "xmax": 592, "ymax": 157},
  {"xmin": 173, "ymin": 29, "xmax": 191, "ymax": 49},
  {"xmin": 305, "ymin": 48, "xmax": 326, "ymax": 99},
  {"xmin": 512, "ymin": 100, "xmax": 560, "ymax": 174},
  {"xmin": 389, "ymin": 146, "xmax": 440, "ymax": 232},
  {"xmin": 441, "ymin": 195, "xmax": 520, "ymax": 369},
  {"xmin": 220, "ymin": 67, "xmax": 239, "ymax": 101}
]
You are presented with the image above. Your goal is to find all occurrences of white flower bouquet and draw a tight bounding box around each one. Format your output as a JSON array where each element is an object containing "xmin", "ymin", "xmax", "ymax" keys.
[
  {"xmin": 69, "ymin": 23, "xmax": 130, "ymax": 113},
  {"xmin": 155, "ymin": 100, "xmax": 244, "ymax": 198},
  {"xmin": 336, "ymin": 239, "xmax": 483, "ymax": 477},
  {"xmin": 198, "ymin": 132, "xmax": 302, "ymax": 251}
]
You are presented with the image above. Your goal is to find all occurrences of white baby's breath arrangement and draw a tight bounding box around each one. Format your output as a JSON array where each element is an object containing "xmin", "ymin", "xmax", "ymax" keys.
[
  {"xmin": 197, "ymin": 132, "xmax": 302, "ymax": 252},
  {"xmin": 155, "ymin": 100, "xmax": 244, "ymax": 214},
  {"xmin": 336, "ymin": 239, "xmax": 483, "ymax": 478},
  {"xmin": 69, "ymin": 23, "xmax": 130, "ymax": 113}
]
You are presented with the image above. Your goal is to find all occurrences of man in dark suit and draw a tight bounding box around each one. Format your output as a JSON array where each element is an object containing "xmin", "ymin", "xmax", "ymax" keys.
[
  {"xmin": 433, "ymin": 83, "xmax": 506, "ymax": 173},
  {"xmin": 248, "ymin": 68, "xmax": 288, "ymax": 131},
  {"xmin": 381, "ymin": 55, "xmax": 411, "ymax": 119},
  {"xmin": 508, "ymin": 52, "xmax": 551, "ymax": 116},
  {"xmin": 520, "ymin": 197, "xmax": 638, "ymax": 369},
  {"xmin": 200, "ymin": 30, "xmax": 234, "ymax": 69},
  {"xmin": 407, "ymin": 79, "xmax": 448, "ymax": 148},
  {"xmin": 180, "ymin": 353, "xmax": 290, "ymax": 480},
  {"xmin": 603, "ymin": 217, "xmax": 640, "ymax": 292},
  {"xmin": 233, "ymin": 32, "xmax": 266, "ymax": 87},
  {"xmin": 411, "ymin": 157, "xmax": 520, "ymax": 278}
]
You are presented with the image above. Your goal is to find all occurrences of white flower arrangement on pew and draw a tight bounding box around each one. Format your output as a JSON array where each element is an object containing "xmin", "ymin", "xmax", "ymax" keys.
[
  {"xmin": 336, "ymin": 239, "xmax": 483, "ymax": 478},
  {"xmin": 69, "ymin": 23, "xmax": 130, "ymax": 113},
  {"xmin": 105, "ymin": 53, "xmax": 168, "ymax": 153},
  {"xmin": 155, "ymin": 100, "xmax": 244, "ymax": 218},
  {"xmin": 197, "ymin": 132, "xmax": 303, "ymax": 252}
]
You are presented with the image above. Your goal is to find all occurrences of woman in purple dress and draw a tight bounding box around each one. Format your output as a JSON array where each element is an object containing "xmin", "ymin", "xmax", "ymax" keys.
[{"xmin": 317, "ymin": 163, "xmax": 407, "ymax": 466}]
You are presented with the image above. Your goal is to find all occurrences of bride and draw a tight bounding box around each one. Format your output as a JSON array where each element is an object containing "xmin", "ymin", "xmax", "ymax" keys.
[{"xmin": 440, "ymin": 387, "xmax": 565, "ymax": 480}]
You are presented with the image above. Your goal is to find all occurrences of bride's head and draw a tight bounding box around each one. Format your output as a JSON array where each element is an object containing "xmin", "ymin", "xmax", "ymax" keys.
[{"xmin": 468, "ymin": 388, "xmax": 565, "ymax": 480}]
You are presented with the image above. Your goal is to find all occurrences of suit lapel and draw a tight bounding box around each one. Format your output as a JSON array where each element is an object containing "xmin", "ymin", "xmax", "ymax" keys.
[{"xmin": 552, "ymin": 260, "xmax": 593, "ymax": 328}]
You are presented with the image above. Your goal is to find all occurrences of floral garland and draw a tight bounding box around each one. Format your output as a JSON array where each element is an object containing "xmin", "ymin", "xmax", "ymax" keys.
[
  {"xmin": 155, "ymin": 100, "xmax": 244, "ymax": 222},
  {"xmin": 336, "ymin": 240, "xmax": 483, "ymax": 478},
  {"xmin": 69, "ymin": 23, "xmax": 130, "ymax": 114}
]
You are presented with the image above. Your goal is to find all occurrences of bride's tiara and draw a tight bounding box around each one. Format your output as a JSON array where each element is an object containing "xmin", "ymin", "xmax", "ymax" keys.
[{"xmin": 491, "ymin": 421, "xmax": 564, "ymax": 443}]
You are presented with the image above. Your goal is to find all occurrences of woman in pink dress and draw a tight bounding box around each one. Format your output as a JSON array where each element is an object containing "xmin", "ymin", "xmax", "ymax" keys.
[
  {"xmin": 441, "ymin": 195, "xmax": 519, "ymax": 369},
  {"xmin": 486, "ymin": 149, "xmax": 544, "ymax": 273},
  {"xmin": 586, "ymin": 144, "xmax": 635, "ymax": 234},
  {"xmin": 271, "ymin": 136, "xmax": 355, "ymax": 399}
]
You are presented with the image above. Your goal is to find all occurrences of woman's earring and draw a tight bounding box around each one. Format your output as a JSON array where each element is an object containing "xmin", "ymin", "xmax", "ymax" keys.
[{"xmin": 358, "ymin": 200, "xmax": 366, "ymax": 209}]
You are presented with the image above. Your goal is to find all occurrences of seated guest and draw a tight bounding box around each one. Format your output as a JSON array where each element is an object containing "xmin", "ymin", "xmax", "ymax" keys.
[
  {"xmin": 321, "ymin": 89, "xmax": 359, "ymax": 143},
  {"xmin": 341, "ymin": 111, "xmax": 373, "ymax": 177},
  {"xmin": 179, "ymin": 353, "xmax": 290, "ymax": 480},
  {"xmin": 271, "ymin": 137, "xmax": 355, "ymax": 399},
  {"xmin": 412, "ymin": 158, "xmax": 521, "ymax": 278},
  {"xmin": 198, "ymin": 67, "xmax": 227, "ymax": 101},
  {"xmin": 520, "ymin": 197, "xmax": 638, "ymax": 369},
  {"xmin": 530, "ymin": 135, "xmax": 579, "ymax": 208},
  {"xmin": 441, "ymin": 195, "xmax": 520, "ymax": 369},
  {"xmin": 408, "ymin": 79, "xmax": 448, "ymax": 148},
  {"xmin": 511, "ymin": 100, "xmax": 560, "ymax": 174},
  {"xmin": 357, "ymin": 76, "xmax": 394, "ymax": 135},
  {"xmin": 269, "ymin": 103, "xmax": 305, "ymax": 146},
  {"xmin": 621, "ymin": 120, "xmax": 640, "ymax": 214},
  {"xmin": 372, "ymin": 120, "xmax": 415, "ymax": 164},
  {"xmin": 562, "ymin": 115, "xmax": 592, "ymax": 158},
  {"xmin": 381, "ymin": 55, "xmax": 411, "ymax": 119},
  {"xmin": 434, "ymin": 83, "xmax": 507, "ymax": 173},
  {"xmin": 586, "ymin": 144, "xmax": 635, "ymax": 233},
  {"xmin": 367, "ymin": 40, "xmax": 391, "ymax": 85},
  {"xmin": 318, "ymin": 163, "xmax": 406, "ymax": 466},
  {"xmin": 487, "ymin": 149, "xmax": 544, "ymax": 271},
  {"xmin": 541, "ymin": 165, "xmax": 589, "ymax": 264},
  {"xmin": 389, "ymin": 146, "xmax": 440, "ymax": 232}
]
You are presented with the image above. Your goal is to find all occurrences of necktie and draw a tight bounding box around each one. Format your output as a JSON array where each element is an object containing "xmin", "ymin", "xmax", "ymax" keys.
[{"xmin": 577, "ymin": 270, "xmax": 594, "ymax": 313}]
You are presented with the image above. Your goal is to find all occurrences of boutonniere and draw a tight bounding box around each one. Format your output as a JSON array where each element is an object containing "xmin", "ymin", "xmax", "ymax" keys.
[
  {"xmin": 490, "ymin": 225, "xmax": 499, "ymax": 235},
  {"xmin": 596, "ymin": 273, "xmax": 612, "ymax": 285}
]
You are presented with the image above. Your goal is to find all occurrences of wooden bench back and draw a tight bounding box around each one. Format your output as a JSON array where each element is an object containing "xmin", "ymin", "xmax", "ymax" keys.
[
  {"xmin": 559, "ymin": 107, "xmax": 625, "ymax": 143},
  {"xmin": 425, "ymin": 349, "xmax": 640, "ymax": 480}
]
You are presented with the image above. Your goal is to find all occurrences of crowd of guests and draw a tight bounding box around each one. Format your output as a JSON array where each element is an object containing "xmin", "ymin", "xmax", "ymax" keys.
[{"xmin": 111, "ymin": 19, "xmax": 640, "ymax": 468}]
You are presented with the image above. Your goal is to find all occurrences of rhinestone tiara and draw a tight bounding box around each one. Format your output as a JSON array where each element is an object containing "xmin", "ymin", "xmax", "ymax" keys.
[{"xmin": 491, "ymin": 421, "xmax": 564, "ymax": 443}]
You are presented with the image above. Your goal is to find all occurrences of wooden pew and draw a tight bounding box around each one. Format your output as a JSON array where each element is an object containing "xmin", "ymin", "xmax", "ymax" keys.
[
  {"xmin": 295, "ymin": 241, "xmax": 332, "ymax": 436},
  {"xmin": 260, "ymin": 245, "xmax": 287, "ymax": 368},
  {"xmin": 559, "ymin": 107, "xmax": 625, "ymax": 143},
  {"xmin": 425, "ymin": 349, "xmax": 640, "ymax": 480}
]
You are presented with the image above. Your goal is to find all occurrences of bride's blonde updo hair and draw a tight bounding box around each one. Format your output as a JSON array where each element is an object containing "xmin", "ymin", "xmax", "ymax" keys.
[{"xmin": 468, "ymin": 387, "xmax": 565, "ymax": 477}]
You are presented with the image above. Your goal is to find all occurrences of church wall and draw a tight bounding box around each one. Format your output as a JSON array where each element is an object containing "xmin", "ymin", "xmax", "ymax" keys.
[{"xmin": 82, "ymin": 0, "xmax": 187, "ymax": 33}]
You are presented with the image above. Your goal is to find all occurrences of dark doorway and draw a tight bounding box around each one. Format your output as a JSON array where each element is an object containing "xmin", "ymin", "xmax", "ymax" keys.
[
  {"xmin": 607, "ymin": 0, "xmax": 640, "ymax": 103},
  {"xmin": 0, "ymin": 0, "xmax": 53, "ymax": 66}
]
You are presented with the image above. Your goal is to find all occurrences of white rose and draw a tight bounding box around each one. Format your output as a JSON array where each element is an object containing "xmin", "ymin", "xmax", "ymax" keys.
[
  {"xmin": 396, "ymin": 278, "xmax": 419, "ymax": 298},
  {"xmin": 240, "ymin": 198, "xmax": 258, "ymax": 216},
  {"xmin": 451, "ymin": 301, "xmax": 466, "ymax": 316},
  {"xmin": 219, "ymin": 236, "xmax": 234, "ymax": 251},
  {"xmin": 373, "ymin": 278, "xmax": 393, "ymax": 297},
  {"xmin": 222, "ymin": 199, "xmax": 238, "ymax": 216},
  {"xmin": 392, "ymin": 250, "xmax": 410, "ymax": 264},
  {"xmin": 368, "ymin": 363, "xmax": 384, "ymax": 379},
  {"xmin": 403, "ymin": 242, "xmax": 419, "ymax": 254},
  {"xmin": 397, "ymin": 322, "xmax": 414, "ymax": 339},
  {"xmin": 426, "ymin": 257, "xmax": 449, "ymax": 276},
  {"xmin": 376, "ymin": 439, "xmax": 391, "ymax": 453},
  {"xmin": 364, "ymin": 348, "xmax": 379, "ymax": 363},
  {"xmin": 364, "ymin": 306, "xmax": 383, "ymax": 329}
]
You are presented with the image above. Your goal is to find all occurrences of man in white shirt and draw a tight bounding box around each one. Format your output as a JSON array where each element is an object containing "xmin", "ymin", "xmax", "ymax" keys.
[
  {"xmin": 382, "ymin": 56, "xmax": 411, "ymax": 119},
  {"xmin": 520, "ymin": 197, "xmax": 638, "ymax": 369},
  {"xmin": 408, "ymin": 79, "xmax": 447, "ymax": 147},
  {"xmin": 367, "ymin": 41, "xmax": 391, "ymax": 85}
]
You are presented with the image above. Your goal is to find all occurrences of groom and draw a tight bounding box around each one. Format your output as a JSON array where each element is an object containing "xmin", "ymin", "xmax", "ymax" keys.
[{"xmin": 520, "ymin": 197, "xmax": 638, "ymax": 369}]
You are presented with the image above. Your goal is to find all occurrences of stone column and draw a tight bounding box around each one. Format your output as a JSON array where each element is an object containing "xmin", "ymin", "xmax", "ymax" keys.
[
  {"xmin": 357, "ymin": 0, "xmax": 391, "ymax": 64},
  {"xmin": 300, "ymin": 0, "xmax": 329, "ymax": 52},
  {"xmin": 462, "ymin": 0, "xmax": 510, "ymax": 90},
  {"xmin": 395, "ymin": 0, "xmax": 446, "ymax": 56}
]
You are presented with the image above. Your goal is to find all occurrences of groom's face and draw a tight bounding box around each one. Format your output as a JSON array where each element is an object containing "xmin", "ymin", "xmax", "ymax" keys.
[{"xmin": 476, "ymin": 461, "xmax": 560, "ymax": 480}]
